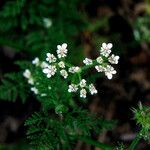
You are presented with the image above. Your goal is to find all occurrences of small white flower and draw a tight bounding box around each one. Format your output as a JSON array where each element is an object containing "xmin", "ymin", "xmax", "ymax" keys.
[
  {"xmin": 58, "ymin": 61, "xmax": 65, "ymax": 68},
  {"xmin": 100, "ymin": 43, "xmax": 112, "ymax": 57},
  {"xmin": 83, "ymin": 58, "xmax": 92, "ymax": 65},
  {"xmin": 43, "ymin": 18, "xmax": 52, "ymax": 28},
  {"xmin": 69, "ymin": 66, "xmax": 80, "ymax": 73},
  {"xmin": 60, "ymin": 69, "xmax": 68, "ymax": 79},
  {"xmin": 105, "ymin": 65, "xmax": 116, "ymax": 80},
  {"xmin": 80, "ymin": 89, "xmax": 87, "ymax": 98},
  {"xmin": 48, "ymin": 86, "xmax": 52, "ymax": 90},
  {"xmin": 108, "ymin": 54, "xmax": 119, "ymax": 64},
  {"xmin": 23, "ymin": 69, "xmax": 31, "ymax": 79},
  {"xmin": 79, "ymin": 79, "xmax": 86, "ymax": 88},
  {"xmin": 68, "ymin": 84, "xmax": 78, "ymax": 92},
  {"xmin": 96, "ymin": 56, "xmax": 103, "ymax": 64},
  {"xmin": 41, "ymin": 61, "xmax": 49, "ymax": 68},
  {"xmin": 89, "ymin": 84, "xmax": 97, "ymax": 95},
  {"xmin": 43, "ymin": 65, "xmax": 57, "ymax": 78},
  {"xmin": 31, "ymin": 87, "xmax": 38, "ymax": 94},
  {"xmin": 46, "ymin": 53, "xmax": 57, "ymax": 63},
  {"xmin": 95, "ymin": 65, "xmax": 105, "ymax": 72},
  {"xmin": 23, "ymin": 69, "xmax": 35, "ymax": 85},
  {"xmin": 57, "ymin": 43, "xmax": 68, "ymax": 58},
  {"xmin": 28, "ymin": 78, "xmax": 34, "ymax": 85},
  {"xmin": 41, "ymin": 93, "xmax": 47, "ymax": 97},
  {"xmin": 32, "ymin": 57, "xmax": 40, "ymax": 66}
]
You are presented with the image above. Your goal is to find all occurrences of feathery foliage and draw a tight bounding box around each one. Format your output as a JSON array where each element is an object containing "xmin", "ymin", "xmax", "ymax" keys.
[
  {"xmin": 0, "ymin": 72, "xmax": 28, "ymax": 103},
  {"xmin": 0, "ymin": 0, "xmax": 87, "ymax": 60},
  {"xmin": 132, "ymin": 102, "xmax": 150, "ymax": 143}
]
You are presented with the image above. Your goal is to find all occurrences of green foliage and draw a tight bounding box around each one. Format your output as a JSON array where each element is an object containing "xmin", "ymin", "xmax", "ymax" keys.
[
  {"xmin": 25, "ymin": 109, "xmax": 116, "ymax": 149},
  {"xmin": 0, "ymin": 0, "xmax": 87, "ymax": 62},
  {"xmin": 134, "ymin": 15, "xmax": 150, "ymax": 42},
  {"xmin": 0, "ymin": 72, "xmax": 29, "ymax": 103},
  {"xmin": 132, "ymin": 102, "xmax": 150, "ymax": 143}
]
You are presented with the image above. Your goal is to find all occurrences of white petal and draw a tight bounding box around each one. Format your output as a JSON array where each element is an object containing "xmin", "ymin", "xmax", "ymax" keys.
[
  {"xmin": 57, "ymin": 45, "xmax": 61, "ymax": 49},
  {"xmin": 46, "ymin": 53, "xmax": 50, "ymax": 57},
  {"xmin": 106, "ymin": 73, "xmax": 112, "ymax": 79},
  {"xmin": 43, "ymin": 69, "xmax": 49, "ymax": 73},
  {"xmin": 57, "ymin": 54, "xmax": 61, "ymax": 58},
  {"xmin": 107, "ymin": 43, "xmax": 113, "ymax": 49},
  {"xmin": 116, "ymin": 56, "xmax": 120, "ymax": 60},
  {"xmin": 102, "ymin": 43, "xmax": 107, "ymax": 48},
  {"xmin": 62, "ymin": 43, "xmax": 67, "ymax": 49},
  {"xmin": 47, "ymin": 74, "xmax": 51, "ymax": 78},
  {"xmin": 68, "ymin": 89, "xmax": 71, "ymax": 92},
  {"xmin": 112, "ymin": 70, "xmax": 117, "ymax": 74}
]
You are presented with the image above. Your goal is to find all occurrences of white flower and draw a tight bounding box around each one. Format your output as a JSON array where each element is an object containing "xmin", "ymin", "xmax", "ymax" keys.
[
  {"xmin": 41, "ymin": 93, "xmax": 47, "ymax": 97},
  {"xmin": 57, "ymin": 43, "xmax": 68, "ymax": 58},
  {"xmin": 108, "ymin": 54, "xmax": 119, "ymax": 64},
  {"xmin": 41, "ymin": 61, "xmax": 49, "ymax": 68},
  {"xmin": 89, "ymin": 84, "xmax": 97, "ymax": 95},
  {"xmin": 80, "ymin": 89, "xmax": 87, "ymax": 98},
  {"xmin": 60, "ymin": 69, "xmax": 68, "ymax": 79},
  {"xmin": 58, "ymin": 61, "xmax": 65, "ymax": 68},
  {"xmin": 28, "ymin": 78, "xmax": 34, "ymax": 85},
  {"xmin": 100, "ymin": 43, "xmax": 112, "ymax": 57},
  {"xmin": 43, "ymin": 65, "xmax": 57, "ymax": 78},
  {"xmin": 48, "ymin": 86, "xmax": 52, "ymax": 90},
  {"xmin": 68, "ymin": 84, "xmax": 78, "ymax": 92},
  {"xmin": 43, "ymin": 18, "xmax": 52, "ymax": 28},
  {"xmin": 83, "ymin": 58, "xmax": 92, "ymax": 65},
  {"xmin": 69, "ymin": 66, "xmax": 80, "ymax": 73},
  {"xmin": 96, "ymin": 56, "xmax": 103, "ymax": 64},
  {"xmin": 95, "ymin": 65, "xmax": 105, "ymax": 72},
  {"xmin": 23, "ymin": 69, "xmax": 35, "ymax": 85},
  {"xmin": 32, "ymin": 57, "xmax": 40, "ymax": 66},
  {"xmin": 31, "ymin": 87, "xmax": 38, "ymax": 94},
  {"xmin": 46, "ymin": 53, "xmax": 57, "ymax": 63},
  {"xmin": 105, "ymin": 65, "xmax": 116, "ymax": 80},
  {"xmin": 79, "ymin": 79, "xmax": 86, "ymax": 88},
  {"xmin": 23, "ymin": 69, "xmax": 31, "ymax": 79}
]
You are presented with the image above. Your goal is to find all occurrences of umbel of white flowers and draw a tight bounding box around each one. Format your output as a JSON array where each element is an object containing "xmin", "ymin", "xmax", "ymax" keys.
[
  {"xmin": 83, "ymin": 43, "xmax": 119, "ymax": 79},
  {"xmin": 23, "ymin": 43, "xmax": 119, "ymax": 98},
  {"xmin": 23, "ymin": 69, "xmax": 39, "ymax": 95},
  {"xmin": 68, "ymin": 79, "xmax": 97, "ymax": 98}
]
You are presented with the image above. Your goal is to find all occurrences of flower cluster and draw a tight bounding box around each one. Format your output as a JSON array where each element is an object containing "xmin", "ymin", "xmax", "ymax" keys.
[
  {"xmin": 95, "ymin": 43, "xmax": 119, "ymax": 80},
  {"xmin": 41, "ymin": 43, "xmax": 82, "ymax": 79},
  {"xmin": 23, "ymin": 42, "xmax": 119, "ymax": 99},
  {"xmin": 83, "ymin": 58, "xmax": 92, "ymax": 65},
  {"xmin": 42, "ymin": 43, "xmax": 69, "ymax": 79},
  {"xmin": 68, "ymin": 79, "xmax": 97, "ymax": 98},
  {"xmin": 23, "ymin": 69, "xmax": 39, "ymax": 94},
  {"xmin": 69, "ymin": 66, "xmax": 80, "ymax": 73},
  {"xmin": 23, "ymin": 69, "xmax": 34, "ymax": 85}
]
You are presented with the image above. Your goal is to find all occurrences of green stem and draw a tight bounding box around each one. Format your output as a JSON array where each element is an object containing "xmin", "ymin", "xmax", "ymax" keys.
[
  {"xmin": 81, "ymin": 61, "xmax": 97, "ymax": 73},
  {"xmin": 77, "ymin": 72, "xmax": 81, "ymax": 81},
  {"xmin": 128, "ymin": 132, "xmax": 141, "ymax": 150},
  {"xmin": 65, "ymin": 62, "xmax": 73, "ymax": 68},
  {"xmin": 77, "ymin": 136, "xmax": 114, "ymax": 150}
]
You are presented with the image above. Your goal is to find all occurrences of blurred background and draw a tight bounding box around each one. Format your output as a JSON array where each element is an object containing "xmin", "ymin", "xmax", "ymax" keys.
[{"xmin": 0, "ymin": 0, "xmax": 150, "ymax": 149}]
